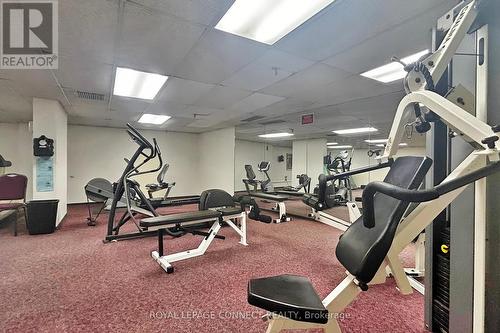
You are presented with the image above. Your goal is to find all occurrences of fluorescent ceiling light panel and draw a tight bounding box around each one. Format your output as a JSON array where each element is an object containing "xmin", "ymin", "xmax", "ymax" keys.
[
  {"xmin": 376, "ymin": 143, "xmax": 408, "ymax": 147},
  {"xmin": 114, "ymin": 67, "xmax": 168, "ymax": 100},
  {"xmin": 360, "ymin": 50, "xmax": 429, "ymax": 83},
  {"xmin": 365, "ymin": 139, "xmax": 388, "ymax": 144},
  {"xmin": 327, "ymin": 142, "xmax": 338, "ymax": 145},
  {"xmin": 333, "ymin": 127, "xmax": 378, "ymax": 135},
  {"xmin": 138, "ymin": 114, "xmax": 171, "ymax": 125},
  {"xmin": 258, "ymin": 133, "xmax": 294, "ymax": 138},
  {"xmin": 329, "ymin": 145, "xmax": 352, "ymax": 149},
  {"xmin": 215, "ymin": 0, "xmax": 335, "ymax": 45}
]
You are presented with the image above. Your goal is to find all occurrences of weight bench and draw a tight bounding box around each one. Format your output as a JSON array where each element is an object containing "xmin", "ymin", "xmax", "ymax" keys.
[
  {"xmin": 140, "ymin": 206, "xmax": 246, "ymax": 274},
  {"xmin": 246, "ymin": 191, "xmax": 290, "ymax": 223}
]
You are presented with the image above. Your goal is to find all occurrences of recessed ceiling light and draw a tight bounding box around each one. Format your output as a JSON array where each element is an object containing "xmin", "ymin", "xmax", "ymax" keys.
[
  {"xmin": 215, "ymin": 0, "xmax": 336, "ymax": 45},
  {"xmin": 328, "ymin": 145, "xmax": 353, "ymax": 149},
  {"xmin": 258, "ymin": 132, "xmax": 294, "ymax": 138},
  {"xmin": 114, "ymin": 67, "xmax": 168, "ymax": 100},
  {"xmin": 376, "ymin": 143, "xmax": 408, "ymax": 147},
  {"xmin": 333, "ymin": 127, "xmax": 378, "ymax": 135},
  {"xmin": 365, "ymin": 139, "xmax": 388, "ymax": 144},
  {"xmin": 327, "ymin": 142, "xmax": 338, "ymax": 145},
  {"xmin": 138, "ymin": 114, "xmax": 171, "ymax": 125},
  {"xmin": 360, "ymin": 50, "xmax": 429, "ymax": 83}
]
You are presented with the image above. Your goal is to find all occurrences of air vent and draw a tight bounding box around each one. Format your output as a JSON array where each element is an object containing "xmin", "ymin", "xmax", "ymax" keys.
[
  {"xmin": 260, "ymin": 119, "xmax": 286, "ymax": 125},
  {"xmin": 241, "ymin": 115, "xmax": 266, "ymax": 122},
  {"xmin": 76, "ymin": 91, "xmax": 106, "ymax": 101}
]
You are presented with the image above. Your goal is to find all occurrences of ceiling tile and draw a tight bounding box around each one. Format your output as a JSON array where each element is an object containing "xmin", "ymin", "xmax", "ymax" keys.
[
  {"xmin": 322, "ymin": 8, "xmax": 439, "ymax": 74},
  {"xmin": 143, "ymin": 100, "xmax": 189, "ymax": 116},
  {"xmin": 232, "ymin": 93, "xmax": 285, "ymax": 110},
  {"xmin": 173, "ymin": 29, "xmax": 269, "ymax": 84},
  {"xmin": 56, "ymin": 56, "xmax": 113, "ymax": 93},
  {"xmin": 275, "ymin": 0, "xmax": 457, "ymax": 61},
  {"xmin": 110, "ymin": 96, "xmax": 152, "ymax": 114},
  {"xmin": 222, "ymin": 63, "xmax": 292, "ymax": 91},
  {"xmin": 59, "ymin": 0, "xmax": 118, "ymax": 63},
  {"xmin": 255, "ymin": 98, "xmax": 316, "ymax": 118},
  {"xmin": 129, "ymin": 0, "xmax": 233, "ymax": 26},
  {"xmin": 194, "ymin": 85, "xmax": 252, "ymax": 109},
  {"xmin": 158, "ymin": 77, "xmax": 215, "ymax": 105},
  {"xmin": 260, "ymin": 63, "xmax": 351, "ymax": 98},
  {"xmin": 0, "ymin": 81, "xmax": 32, "ymax": 114},
  {"xmin": 227, "ymin": 93, "xmax": 286, "ymax": 118},
  {"xmin": 255, "ymin": 49, "xmax": 315, "ymax": 73},
  {"xmin": 183, "ymin": 105, "xmax": 227, "ymax": 117},
  {"xmin": 117, "ymin": 3, "xmax": 206, "ymax": 74}
]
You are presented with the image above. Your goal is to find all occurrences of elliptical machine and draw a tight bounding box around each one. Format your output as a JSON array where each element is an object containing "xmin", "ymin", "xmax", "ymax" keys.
[{"xmin": 105, "ymin": 125, "xmax": 184, "ymax": 242}]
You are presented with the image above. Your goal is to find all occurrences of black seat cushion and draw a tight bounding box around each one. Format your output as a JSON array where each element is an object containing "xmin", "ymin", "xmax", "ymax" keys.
[
  {"xmin": 335, "ymin": 156, "xmax": 432, "ymax": 284},
  {"xmin": 275, "ymin": 190, "xmax": 303, "ymax": 197},
  {"xmin": 248, "ymin": 192, "xmax": 289, "ymax": 202},
  {"xmin": 248, "ymin": 275, "xmax": 328, "ymax": 324},
  {"xmin": 140, "ymin": 210, "xmax": 221, "ymax": 228},
  {"xmin": 218, "ymin": 207, "xmax": 242, "ymax": 216}
]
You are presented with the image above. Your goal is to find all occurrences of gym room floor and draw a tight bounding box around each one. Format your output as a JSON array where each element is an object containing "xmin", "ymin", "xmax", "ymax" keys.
[{"xmin": 0, "ymin": 204, "xmax": 423, "ymax": 333}]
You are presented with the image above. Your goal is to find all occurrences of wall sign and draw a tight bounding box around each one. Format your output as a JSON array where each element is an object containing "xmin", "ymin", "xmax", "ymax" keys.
[
  {"xmin": 301, "ymin": 114, "xmax": 314, "ymax": 125},
  {"xmin": 36, "ymin": 157, "xmax": 54, "ymax": 192}
]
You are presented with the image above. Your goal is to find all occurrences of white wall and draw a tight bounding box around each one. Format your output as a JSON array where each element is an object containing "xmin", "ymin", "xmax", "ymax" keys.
[
  {"xmin": 67, "ymin": 125, "xmax": 200, "ymax": 203},
  {"xmin": 198, "ymin": 127, "xmax": 235, "ymax": 193},
  {"xmin": 234, "ymin": 140, "xmax": 292, "ymax": 191},
  {"xmin": 32, "ymin": 98, "xmax": 68, "ymax": 224},
  {"xmin": 292, "ymin": 139, "xmax": 327, "ymax": 187},
  {"xmin": 0, "ymin": 123, "xmax": 33, "ymax": 199}
]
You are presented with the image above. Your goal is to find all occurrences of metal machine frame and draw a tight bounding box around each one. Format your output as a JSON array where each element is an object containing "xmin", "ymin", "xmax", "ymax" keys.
[
  {"xmin": 151, "ymin": 211, "xmax": 247, "ymax": 274},
  {"xmin": 261, "ymin": 1, "xmax": 499, "ymax": 331}
]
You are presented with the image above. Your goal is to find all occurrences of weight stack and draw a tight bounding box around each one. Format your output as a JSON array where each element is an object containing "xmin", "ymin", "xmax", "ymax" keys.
[{"xmin": 433, "ymin": 227, "xmax": 450, "ymax": 332}]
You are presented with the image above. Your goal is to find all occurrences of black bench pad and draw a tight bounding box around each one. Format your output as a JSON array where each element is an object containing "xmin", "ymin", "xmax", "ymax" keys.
[
  {"xmin": 218, "ymin": 207, "xmax": 243, "ymax": 216},
  {"xmin": 248, "ymin": 275, "xmax": 328, "ymax": 324},
  {"xmin": 275, "ymin": 190, "xmax": 303, "ymax": 197},
  {"xmin": 140, "ymin": 210, "xmax": 221, "ymax": 228},
  {"xmin": 248, "ymin": 192, "xmax": 289, "ymax": 202}
]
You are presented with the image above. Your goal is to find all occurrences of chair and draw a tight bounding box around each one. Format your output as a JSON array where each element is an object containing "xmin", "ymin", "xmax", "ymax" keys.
[{"xmin": 0, "ymin": 173, "xmax": 28, "ymax": 236}]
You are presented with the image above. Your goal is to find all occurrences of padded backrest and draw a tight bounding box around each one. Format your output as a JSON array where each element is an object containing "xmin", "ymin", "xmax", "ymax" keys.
[
  {"xmin": 335, "ymin": 156, "xmax": 432, "ymax": 284},
  {"xmin": 157, "ymin": 164, "xmax": 169, "ymax": 184},
  {"xmin": 0, "ymin": 173, "xmax": 28, "ymax": 200},
  {"xmin": 245, "ymin": 165, "xmax": 256, "ymax": 180},
  {"xmin": 199, "ymin": 189, "xmax": 234, "ymax": 210}
]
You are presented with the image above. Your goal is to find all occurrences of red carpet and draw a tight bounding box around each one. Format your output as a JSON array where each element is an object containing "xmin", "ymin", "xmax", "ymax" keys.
[{"xmin": 0, "ymin": 203, "xmax": 426, "ymax": 333}]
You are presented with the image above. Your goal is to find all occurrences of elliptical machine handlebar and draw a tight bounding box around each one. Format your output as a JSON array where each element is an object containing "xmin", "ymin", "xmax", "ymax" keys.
[{"xmin": 126, "ymin": 123, "xmax": 154, "ymax": 157}]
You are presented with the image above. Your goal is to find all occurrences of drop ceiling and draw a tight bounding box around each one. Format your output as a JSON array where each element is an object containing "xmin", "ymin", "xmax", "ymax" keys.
[{"xmin": 0, "ymin": 0, "xmax": 459, "ymax": 147}]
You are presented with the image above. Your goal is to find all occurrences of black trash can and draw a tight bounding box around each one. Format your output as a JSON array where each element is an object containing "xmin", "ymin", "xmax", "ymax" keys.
[{"xmin": 26, "ymin": 200, "xmax": 59, "ymax": 235}]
